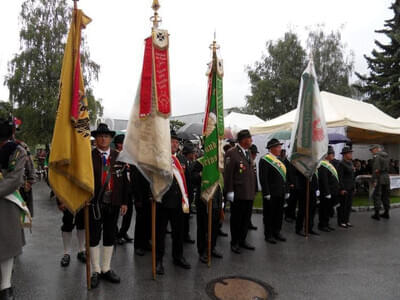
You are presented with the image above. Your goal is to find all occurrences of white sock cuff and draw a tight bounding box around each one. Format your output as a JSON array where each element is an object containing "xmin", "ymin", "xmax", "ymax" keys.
[
  {"xmin": 0, "ymin": 258, "xmax": 14, "ymax": 290},
  {"xmin": 101, "ymin": 246, "xmax": 114, "ymax": 273},
  {"xmin": 62, "ymin": 231, "xmax": 73, "ymax": 255},
  {"xmin": 76, "ymin": 230, "xmax": 86, "ymax": 252},
  {"xmin": 90, "ymin": 246, "xmax": 101, "ymax": 274}
]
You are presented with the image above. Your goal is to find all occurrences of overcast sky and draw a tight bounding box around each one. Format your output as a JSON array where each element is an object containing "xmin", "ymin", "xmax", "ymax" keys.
[{"xmin": 0, "ymin": 0, "xmax": 394, "ymax": 120}]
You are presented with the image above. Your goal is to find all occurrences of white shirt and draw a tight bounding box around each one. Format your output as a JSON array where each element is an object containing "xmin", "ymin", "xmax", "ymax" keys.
[
  {"xmin": 237, "ymin": 144, "xmax": 250, "ymax": 160},
  {"xmin": 97, "ymin": 148, "xmax": 110, "ymax": 160}
]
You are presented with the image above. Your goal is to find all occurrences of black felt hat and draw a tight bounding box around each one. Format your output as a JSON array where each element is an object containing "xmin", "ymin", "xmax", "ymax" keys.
[
  {"xmin": 170, "ymin": 129, "xmax": 180, "ymax": 141},
  {"xmin": 182, "ymin": 141, "xmax": 196, "ymax": 154},
  {"xmin": 237, "ymin": 129, "xmax": 252, "ymax": 142},
  {"xmin": 249, "ymin": 144, "xmax": 259, "ymax": 154},
  {"xmin": 113, "ymin": 134, "xmax": 125, "ymax": 145},
  {"xmin": 266, "ymin": 138, "xmax": 283, "ymax": 149},
  {"xmin": 327, "ymin": 145, "xmax": 335, "ymax": 155},
  {"xmin": 91, "ymin": 123, "xmax": 116, "ymax": 138},
  {"xmin": 340, "ymin": 146, "xmax": 353, "ymax": 155}
]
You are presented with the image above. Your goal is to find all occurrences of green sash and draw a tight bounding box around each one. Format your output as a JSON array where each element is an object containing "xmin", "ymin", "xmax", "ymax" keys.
[
  {"xmin": 320, "ymin": 160, "xmax": 339, "ymax": 182},
  {"xmin": 262, "ymin": 154, "xmax": 287, "ymax": 181}
]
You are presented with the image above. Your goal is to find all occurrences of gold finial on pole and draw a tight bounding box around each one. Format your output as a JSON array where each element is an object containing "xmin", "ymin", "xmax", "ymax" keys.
[
  {"xmin": 151, "ymin": 0, "xmax": 162, "ymax": 29},
  {"xmin": 210, "ymin": 32, "xmax": 220, "ymax": 58}
]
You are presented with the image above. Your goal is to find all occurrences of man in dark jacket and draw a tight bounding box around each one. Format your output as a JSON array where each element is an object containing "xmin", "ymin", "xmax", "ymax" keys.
[
  {"xmin": 370, "ymin": 145, "xmax": 391, "ymax": 220},
  {"xmin": 318, "ymin": 146, "xmax": 339, "ymax": 232},
  {"xmin": 89, "ymin": 124, "xmax": 128, "ymax": 288},
  {"xmin": 259, "ymin": 139, "xmax": 289, "ymax": 244},
  {"xmin": 224, "ymin": 129, "xmax": 257, "ymax": 254},
  {"xmin": 337, "ymin": 146, "xmax": 355, "ymax": 228}
]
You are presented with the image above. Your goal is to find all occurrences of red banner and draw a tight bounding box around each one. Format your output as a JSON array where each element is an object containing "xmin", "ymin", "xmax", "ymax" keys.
[
  {"xmin": 153, "ymin": 46, "xmax": 171, "ymax": 116},
  {"xmin": 139, "ymin": 37, "xmax": 153, "ymax": 118}
]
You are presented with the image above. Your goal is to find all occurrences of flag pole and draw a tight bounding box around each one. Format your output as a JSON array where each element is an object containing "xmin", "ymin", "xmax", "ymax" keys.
[
  {"xmin": 305, "ymin": 178, "xmax": 310, "ymax": 238},
  {"xmin": 207, "ymin": 199, "xmax": 212, "ymax": 267},
  {"xmin": 72, "ymin": 0, "xmax": 91, "ymax": 290}
]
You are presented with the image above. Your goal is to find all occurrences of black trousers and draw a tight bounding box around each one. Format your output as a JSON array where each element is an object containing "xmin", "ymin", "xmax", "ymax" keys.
[
  {"xmin": 61, "ymin": 209, "xmax": 85, "ymax": 232},
  {"xmin": 295, "ymin": 191, "xmax": 316, "ymax": 232},
  {"xmin": 195, "ymin": 198, "xmax": 220, "ymax": 255},
  {"xmin": 318, "ymin": 196, "xmax": 332, "ymax": 228},
  {"xmin": 156, "ymin": 205, "xmax": 184, "ymax": 261},
  {"xmin": 337, "ymin": 192, "xmax": 353, "ymax": 224},
  {"xmin": 263, "ymin": 196, "xmax": 284, "ymax": 238},
  {"xmin": 89, "ymin": 204, "xmax": 120, "ymax": 247},
  {"xmin": 285, "ymin": 192, "xmax": 297, "ymax": 220},
  {"xmin": 230, "ymin": 199, "xmax": 253, "ymax": 246},
  {"xmin": 20, "ymin": 187, "xmax": 33, "ymax": 217},
  {"xmin": 134, "ymin": 201, "xmax": 151, "ymax": 250},
  {"xmin": 118, "ymin": 198, "xmax": 134, "ymax": 237}
]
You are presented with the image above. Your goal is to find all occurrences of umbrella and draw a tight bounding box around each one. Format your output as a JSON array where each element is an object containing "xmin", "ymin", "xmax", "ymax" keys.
[
  {"xmin": 177, "ymin": 123, "xmax": 203, "ymax": 140},
  {"xmin": 271, "ymin": 130, "xmax": 350, "ymax": 144}
]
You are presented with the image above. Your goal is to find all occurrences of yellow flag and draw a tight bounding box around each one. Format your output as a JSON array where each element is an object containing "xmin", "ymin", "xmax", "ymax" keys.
[{"xmin": 49, "ymin": 10, "xmax": 94, "ymax": 214}]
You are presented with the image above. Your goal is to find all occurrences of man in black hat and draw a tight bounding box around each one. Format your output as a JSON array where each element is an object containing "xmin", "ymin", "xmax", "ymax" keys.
[
  {"xmin": 224, "ymin": 129, "xmax": 257, "ymax": 254},
  {"xmin": 259, "ymin": 139, "xmax": 289, "ymax": 244},
  {"xmin": 114, "ymin": 134, "xmax": 134, "ymax": 245},
  {"xmin": 177, "ymin": 141, "xmax": 196, "ymax": 244},
  {"xmin": 0, "ymin": 116, "xmax": 27, "ymax": 300},
  {"xmin": 337, "ymin": 146, "xmax": 355, "ymax": 228},
  {"xmin": 281, "ymin": 149, "xmax": 296, "ymax": 223},
  {"xmin": 248, "ymin": 144, "xmax": 259, "ymax": 230},
  {"xmin": 89, "ymin": 124, "xmax": 128, "ymax": 288},
  {"xmin": 156, "ymin": 130, "xmax": 191, "ymax": 275},
  {"xmin": 369, "ymin": 145, "xmax": 391, "ymax": 220},
  {"xmin": 318, "ymin": 146, "xmax": 339, "ymax": 232}
]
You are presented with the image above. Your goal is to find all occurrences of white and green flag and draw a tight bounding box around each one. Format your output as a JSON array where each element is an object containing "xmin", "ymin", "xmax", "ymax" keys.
[
  {"xmin": 290, "ymin": 59, "xmax": 328, "ymax": 178},
  {"xmin": 201, "ymin": 41, "xmax": 224, "ymax": 202}
]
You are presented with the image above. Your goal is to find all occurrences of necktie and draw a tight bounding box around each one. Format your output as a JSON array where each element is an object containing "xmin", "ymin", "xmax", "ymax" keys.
[
  {"xmin": 101, "ymin": 152, "xmax": 107, "ymax": 166},
  {"xmin": 245, "ymin": 151, "xmax": 250, "ymax": 162}
]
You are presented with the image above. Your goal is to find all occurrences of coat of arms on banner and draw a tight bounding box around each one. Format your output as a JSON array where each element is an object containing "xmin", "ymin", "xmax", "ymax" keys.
[{"xmin": 152, "ymin": 29, "xmax": 169, "ymax": 49}]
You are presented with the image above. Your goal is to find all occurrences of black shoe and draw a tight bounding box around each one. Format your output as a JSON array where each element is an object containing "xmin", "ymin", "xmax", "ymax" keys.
[
  {"xmin": 327, "ymin": 226, "xmax": 335, "ymax": 231},
  {"xmin": 123, "ymin": 233, "xmax": 133, "ymax": 242},
  {"xmin": 77, "ymin": 251, "xmax": 86, "ymax": 263},
  {"xmin": 0, "ymin": 287, "xmax": 14, "ymax": 300},
  {"xmin": 318, "ymin": 226, "xmax": 330, "ymax": 233},
  {"xmin": 265, "ymin": 237, "xmax": 277, "ymax": 244},
  {"xmin": 371, "ymin": 214, "xmax": 380, "ymax": 221},
  {"xmin": 309, "ymin": 230, "xmax": 320, "ymax": 236},
  {"xmin": 135, "ymin": 248, "xmax": 145, "ymax": 256},
  {"xmin": 346, "ymin": 223, "xmax": 353, "ymax": 228},
  {"xmin": 248, "ymin": 224, "xmax": 258, "ymax": 230},
  {"xmin": 273, "ymin": 233, "xmax": 287, "ymax": 242},
  {"xmin": 173, "ymin": 257, "xmax": 191, "ymax": 269},
  {"xmin": 211, "ymin": 248, "xmax": 223, "ymax": 258},
  {"xmin": 380, "ymin": 212, "xmax": 390, "ymax": 219},
  {"xmin": 338, "ymin": 223, "xmax": 348, "ymax": 228},
  {"xmin": 91, "ymin": 272, "xmax": 100, "ymax": 289},
  {"xmin": 100, "ymin": 270, "xmax": 121, "ymax": 283},
  {"xmin": 184, "ymin": 236, "xmax": 195, "ymax": 244},
  {"xmin": 117, "ymin": 237, "xmax": 125, "ymax": 245},
  {"xmin": 231, "ymin": 244, "xmax": 241, "ymax": 254},
  {"xmin": 60, "ymin": 254, "xmax": 70, "ymax": 267},
  {"xmin": 199, "ymin": 253, "xmax": 208, "ymax": 264},
  {"xmin": 296, "ymin": 230, "xmax": 306, "ymax": 237},
  {"xmin": 218, "ymin": 229, "xmax": 228, "ymax": 237},
  {"xmin": 285, "ymin": 217, "xmax": 295, "ymax": 223},
  {"xmin": 239, "ymin": 241, "xmax": 255, "ymax": 250},
  {"xmin": 156, "ymin": 261, "xmax": 164, "ymax": 275}
]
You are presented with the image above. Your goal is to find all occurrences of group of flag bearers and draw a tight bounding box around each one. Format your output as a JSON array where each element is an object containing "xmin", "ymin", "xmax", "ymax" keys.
[{"xmin": 0, "ymin": 0, "xmax": 394, "ymax": 298}]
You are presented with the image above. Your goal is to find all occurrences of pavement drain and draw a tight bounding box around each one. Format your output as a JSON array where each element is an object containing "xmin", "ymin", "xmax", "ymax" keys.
[{"xmin": 206, "ymin": 276, "xmax": 276, "ymax": 300}]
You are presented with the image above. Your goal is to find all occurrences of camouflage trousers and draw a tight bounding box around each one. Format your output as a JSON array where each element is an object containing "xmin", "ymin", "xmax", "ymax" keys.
[{"xmin": 373, "ymin": 184, "xmax": 390, "ymax": 212}]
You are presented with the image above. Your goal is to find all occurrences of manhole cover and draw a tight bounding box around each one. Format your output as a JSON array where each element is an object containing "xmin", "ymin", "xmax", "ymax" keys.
[{"xmin": 206, "ymin": 276, "xmax": 276, "ymax": 300}]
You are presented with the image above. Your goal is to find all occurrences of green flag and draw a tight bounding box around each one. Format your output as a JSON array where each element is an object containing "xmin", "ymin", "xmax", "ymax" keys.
[{"xmin": 201, "ymin": 41, "xmax": 224, "ymax": 202}]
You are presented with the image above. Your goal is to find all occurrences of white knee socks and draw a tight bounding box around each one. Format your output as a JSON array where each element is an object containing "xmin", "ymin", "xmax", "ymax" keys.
[
  {"xmin": 62, "ymin": 231, "xmax": 72, "ymax": 255},
  {"xmin": 101, "ymin": 246, "xmax": 114, "ymax": 273},
  {"xmin": 90, "ymin": 246, "xmax": 101, "ymax": 273},
  {"xmin": 76, "ymin": 230, "xmax": 86, "ymax": 253},
  {"xmin": 0, "ymin": 258, "xmax": 14, "ymax": 290}
]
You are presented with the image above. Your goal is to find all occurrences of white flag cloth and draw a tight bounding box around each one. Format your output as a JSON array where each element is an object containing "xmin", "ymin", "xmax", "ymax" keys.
[
  {"xmin": 118, "ymin": 82, "xmax": 173, "ymax": 202},
  {"xmin": 289, "ymin": 59, "xmax": 328, "ymax": 178}
]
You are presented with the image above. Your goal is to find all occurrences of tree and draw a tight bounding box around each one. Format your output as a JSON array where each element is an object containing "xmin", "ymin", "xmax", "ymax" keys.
[
  {"xmin": 245, "ymin": 32, "xmax": 307, "ymax": 120},
  {"xmin": 355, "ymin": 0, "xmax": 400, "ymax": 117},
  {"xmin": 4, "ymin": 0, "xmax": 102, "ymax": 146},
  {"xmin": 170, "ymin": 120, "xmax": 185, "ymax": 131},
  {"xmin": 307, "ymin": 26, "xmax": 354, "ymax": 97}
]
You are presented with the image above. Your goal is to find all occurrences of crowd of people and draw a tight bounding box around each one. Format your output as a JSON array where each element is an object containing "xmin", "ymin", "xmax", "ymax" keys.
[{"xmin": 0, "ymin": 117, "xmax": 395, "ymax": 299}]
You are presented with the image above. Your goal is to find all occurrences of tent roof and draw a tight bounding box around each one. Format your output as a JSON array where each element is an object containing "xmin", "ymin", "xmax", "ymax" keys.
[
  {"xmin": 224, "ymin": 112, "xmax": 264, "ymax": 133},
  {"xmin": 250, "ymin": 91, "xmax": 400, "ymax": 144}
]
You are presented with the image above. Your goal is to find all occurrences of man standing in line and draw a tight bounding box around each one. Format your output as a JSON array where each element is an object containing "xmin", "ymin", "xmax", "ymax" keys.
[
  {"xmin": 259, "ymin": 139, "xmax": 289, "ymax": 244},
  {"xmin": 370, "ymin": 145, "xmax": 391, "ymax": 220},
  {"xmin": 248, "ymin": 144, "xmax": 259, "ymax": 231},
  {"xmin": 89, "ymin": 124, "xmax": 128, "ymax": 288},
  {"xmin": 224, "ymin": 129, "xmax": 257, "ymax": 254}
]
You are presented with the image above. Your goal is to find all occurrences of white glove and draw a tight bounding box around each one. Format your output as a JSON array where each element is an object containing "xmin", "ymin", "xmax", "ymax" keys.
[
  {"xmin": 316, "ymin": 190, "xmax": 320, "ymax": 197},
  {"xmin": 316, "ymin": 199, "xmax": 320, "ymax": 205},
  {"xmin": 284, "ymin": 193, "xmax": 290, "ymax": 200},
  {"xmin": 325, "ymin": 194, "xmax": 332, "ymax": 199},
  {"xmin": 264, "ymin": 195, "xmax": 271, "ymax": 201},
  {"xmin": 227, "ymin": 192, "xmax": 234, "ymax": 202}
]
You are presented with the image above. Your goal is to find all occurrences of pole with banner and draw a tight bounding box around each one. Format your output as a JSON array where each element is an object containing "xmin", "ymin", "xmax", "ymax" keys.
[
  {"xmin": 289, "ymin": 57, "xmax": 328, "ymax": 237},
  {"xmin": 201, "ymin": 36, "xmax": 224, "ymax": 266},
  {"xmin": 117, "ymin": 0, "xmax": 174, "ymax": 280}
]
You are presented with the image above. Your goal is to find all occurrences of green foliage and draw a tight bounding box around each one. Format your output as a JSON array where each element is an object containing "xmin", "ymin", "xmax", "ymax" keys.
[
  {"xmin": 170, "ymin": 119, "xmax": 186, "ymax": 131},
  {"xmin": 355, "ymin": 0, "xmax": 400, "ymax": 118},
  {"xmin": 4, "ymin": 0, "xmax": 102, "ymax": 146},
  {"xmin": 246, "ymin": 27, "xmax": 355, "ymax": 120}
]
